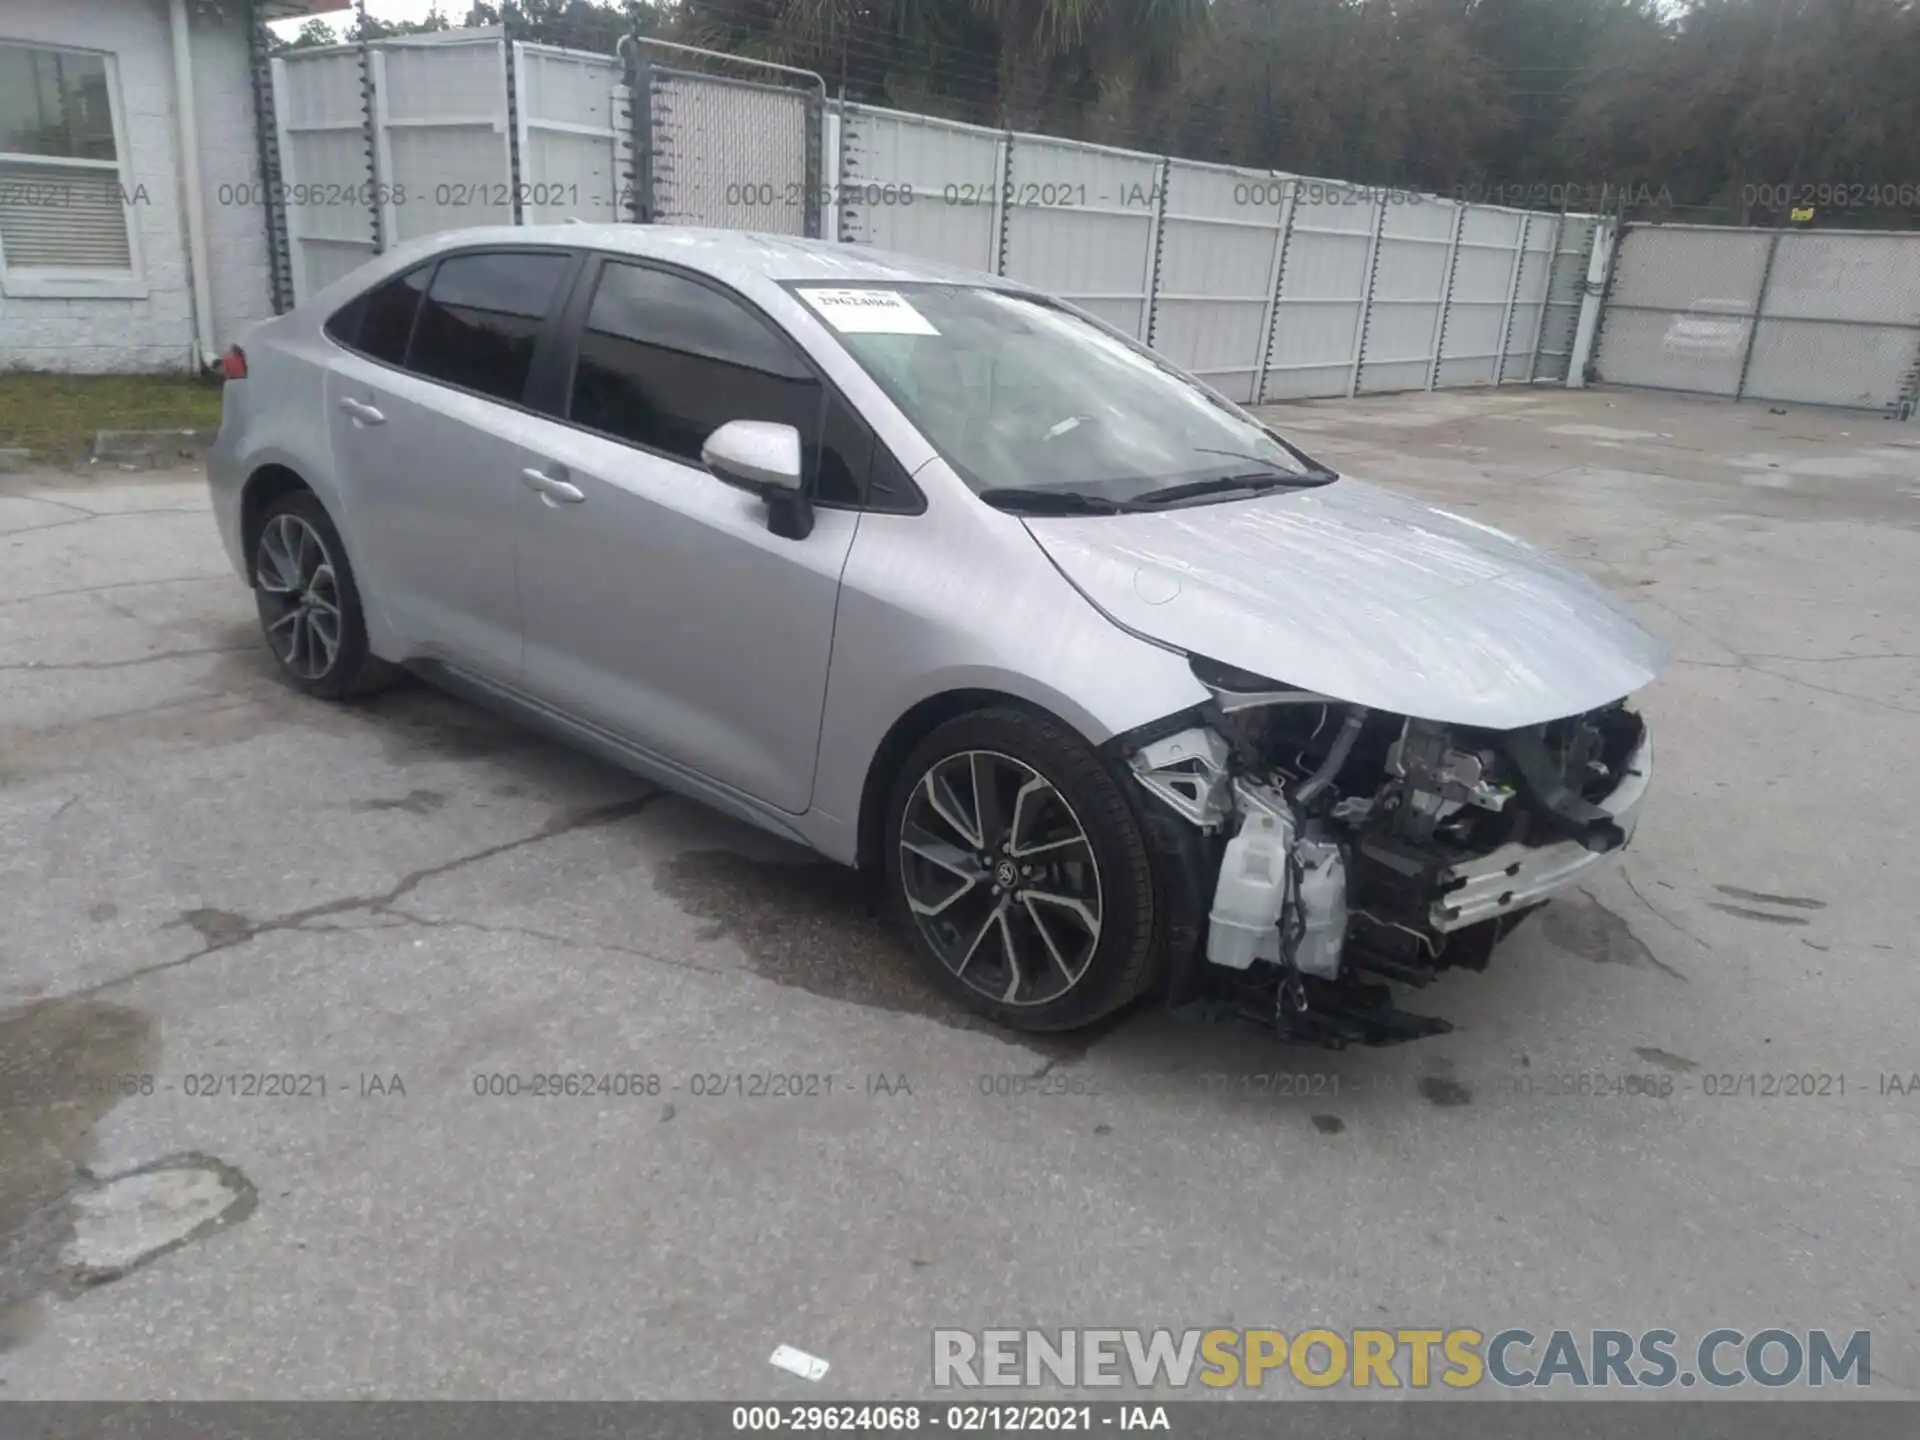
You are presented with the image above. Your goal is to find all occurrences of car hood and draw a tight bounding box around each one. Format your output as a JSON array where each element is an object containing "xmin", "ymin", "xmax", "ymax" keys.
[{"xmin": 1022, "ymin": 478, "xmax": 1670, "ymax": 729}]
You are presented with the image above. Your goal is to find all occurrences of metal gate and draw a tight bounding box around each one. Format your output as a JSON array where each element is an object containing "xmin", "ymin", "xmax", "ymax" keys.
[
  {"xmin": 641, "ymin": 65, "xmax": 819, "ymax": 237},
  {"xmin": 1595, "ymin": 224, "xmax": 1920, "ymax": 417}
]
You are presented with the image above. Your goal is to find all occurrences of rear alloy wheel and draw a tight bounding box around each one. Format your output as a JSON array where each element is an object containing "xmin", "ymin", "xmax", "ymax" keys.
[
  {"xmin": 886, "ymin": 709, "xmax": 1159, "ymax": 1031},
  {"xmin": 252, "ymin": 490, "xmax": 396, "ymax": 700},
  {"xmin": 256, "ymin": 511, "xmax": 342, "ymax": 682}
]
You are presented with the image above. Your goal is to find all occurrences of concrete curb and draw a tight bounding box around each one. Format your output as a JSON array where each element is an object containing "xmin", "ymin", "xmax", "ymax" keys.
[{"xmin": 91, "ymin": 429, "xmax": 217, "ymax": 470}]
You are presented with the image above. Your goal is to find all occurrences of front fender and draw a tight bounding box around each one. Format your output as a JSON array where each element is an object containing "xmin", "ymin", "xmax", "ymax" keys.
[{"xmin": 807, "ymin": 495, "xmax": 1209, "ymax": 866}]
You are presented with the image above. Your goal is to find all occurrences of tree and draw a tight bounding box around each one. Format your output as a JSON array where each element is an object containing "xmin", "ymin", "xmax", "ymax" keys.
[
  {"xmin": 676, "ymin": 0, "xmax": 1206, "ymax": 131},
  {"xmin": 1465, "ymin": 0, "xmax": 1667, "ymax": 188},
  {"xmin": 277, "ymin": 17, "xmax": 342, "ymax": 51},
  {"xmin": 1139, "ymin": 0, "xmax": 1503, "ymax": 188},
  {"xmin": 275, "ymin": 0, "xmax": 1920, "ymax": 224},
  {"xmin": 276, "ymin": 5, "xmax": 457, "ymax": 49},
  {"xmin": 462, "ymin": 0, "xmax": 650, "ymax": 51},
  {"xmin": 1559, "ymin": 0, "xmax": 1920, "ymax": 223},
  {"xmin": 353, "ymin": 4, "xmax": 455, "ymax": 39}
]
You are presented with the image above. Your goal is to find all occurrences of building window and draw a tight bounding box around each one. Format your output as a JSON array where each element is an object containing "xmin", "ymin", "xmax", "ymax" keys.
[{"xmin": 0, "ymin": 42, "xmax": 143, "ymax": 297}]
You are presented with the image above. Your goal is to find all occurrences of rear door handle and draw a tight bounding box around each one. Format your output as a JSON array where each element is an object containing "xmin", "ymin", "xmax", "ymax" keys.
[
  {"xmin": 520, "ymin": 465, "xmax": 585, "ymax": 505},
  {"xmin": 337, "ymin": 396, "xmax": 385, "ymax": 426}
]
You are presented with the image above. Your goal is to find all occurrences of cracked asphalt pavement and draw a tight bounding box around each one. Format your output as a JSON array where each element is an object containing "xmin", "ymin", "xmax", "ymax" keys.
[{"xmin": 1, "ymin": 389, "xmax": 1916, "ymax": 1400}]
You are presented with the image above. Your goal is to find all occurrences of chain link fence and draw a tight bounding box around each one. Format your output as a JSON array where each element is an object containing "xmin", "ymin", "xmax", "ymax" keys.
[{"xmin": 641, "ymin": 65, "xmax": 818, "ymax": 236}]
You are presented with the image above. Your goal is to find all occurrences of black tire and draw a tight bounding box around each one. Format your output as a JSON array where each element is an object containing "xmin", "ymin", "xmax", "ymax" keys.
[
  {"xmin": 251, "ymin": 489, "xmax": 399, "ymax": 701},
  {"xmin": 883, "ymin": 706, "xmax": 1159, "ymax": 1032}
]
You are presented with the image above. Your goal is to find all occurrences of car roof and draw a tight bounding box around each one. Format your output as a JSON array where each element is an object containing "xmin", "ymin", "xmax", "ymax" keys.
[{"xmin": 391, "ymin": 224, "xmax": 1023, "ymax": 295}]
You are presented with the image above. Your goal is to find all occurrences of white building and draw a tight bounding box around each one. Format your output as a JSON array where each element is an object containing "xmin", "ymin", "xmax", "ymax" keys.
[{"xmin": 0, "ymin": 0, "xmax": 326, "ymax": 372}]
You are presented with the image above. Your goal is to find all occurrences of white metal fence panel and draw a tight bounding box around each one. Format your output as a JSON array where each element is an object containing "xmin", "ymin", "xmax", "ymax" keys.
[
  {"xmin": 837, "ymin": 105, "xmax": 1004, "ymax": 273},
  {"xmin": 1261, "ymin": 183, "xmax": 1381, "ymax": 400},
  {"xmin": 1357, "ymin": 197, "xmax": 1457, "ymax": 394},
  {"xmin": 1499, "ymin": 213, "xmax": 1558, "ymax": 382},
  {"xmin": 1001, "ymin": 135, "xmax": 1162, "ymax": 339},
  {"xmin": 1535, "ymin": 215, "xmax": 1597, "ymax": 381},
  {"xmin": 650, "ymin": 70, "xmax": 809, "ymax": 234},
  {"xmin": 267, "ymin": 29, "xmax": 1609, "ymax": 402},
  {"xmin": 1151, "ymin": 162, "xmax": 1288, "ymax": 404},
  {"xmin": 1592, "ymin": 226, "xmax": 1773, "ymax": 396},
  {"xmin": 1595, "ymin": 225, "xmax": 1920, "ymax": 412},
  {"xmin": 374, "ymin": 36, "xmax": 514, "ymax": 245},
  {"xmin": 1741, "ymin": 232, "xmax": 1920, "ymax": 412},
  {"xmin": 272, "ymin": 50, "xmax": 376, "ymax": 304},
  {"xmin": 1436, "ymin": 206, "xmax": 1526, "ymax": 388},
  {"xmin": 514, "ymin": 43, "xmax": 625, "ymax": 223}
]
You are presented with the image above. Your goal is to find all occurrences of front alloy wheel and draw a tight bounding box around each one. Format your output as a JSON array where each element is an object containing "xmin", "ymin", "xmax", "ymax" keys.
[
  {"xmin": 885, "ymin": 708, "xmax": 1160, "ymax": 1032},
  {"xmin": 899, "ymin": 750, "xmax": 1104, "ymax": 1009}
]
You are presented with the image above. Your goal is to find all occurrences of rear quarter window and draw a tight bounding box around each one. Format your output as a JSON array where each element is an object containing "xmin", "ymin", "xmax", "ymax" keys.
[{"xmin": 325, "ymin": 263, "xmax": 432, "ymax": 366}]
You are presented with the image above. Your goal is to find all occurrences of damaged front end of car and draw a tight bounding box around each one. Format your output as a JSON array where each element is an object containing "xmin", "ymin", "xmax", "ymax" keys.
[{"xmin": 1119, "ymin": 656, "xmax": 1655, "ymax": 1048}]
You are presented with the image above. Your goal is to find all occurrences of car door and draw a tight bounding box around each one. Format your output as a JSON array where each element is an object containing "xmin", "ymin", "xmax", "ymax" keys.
[
  {"xmin": 325, "ymin": 247, "xmax": 578, "ymax": 683},
  {"xmin": 511, "ymin": 256, "xmax": 865, "ymax": 816}
]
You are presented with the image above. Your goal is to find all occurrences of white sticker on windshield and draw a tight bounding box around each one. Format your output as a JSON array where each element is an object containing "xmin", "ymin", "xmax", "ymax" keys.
[{"xmin": 798, "ymin": 288, "xmax": 939, "ymax": 335}]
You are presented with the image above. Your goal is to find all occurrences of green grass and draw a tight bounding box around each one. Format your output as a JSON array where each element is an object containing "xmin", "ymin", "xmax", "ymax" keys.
[{"xmin": 0, "ymin": 372, "xmax": 225, "ymax": 463}]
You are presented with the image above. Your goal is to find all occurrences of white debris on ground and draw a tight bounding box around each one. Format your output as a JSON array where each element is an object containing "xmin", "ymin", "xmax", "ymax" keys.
[{"xmin": 61, "ymin": 1158, "xmax": 253, "ymax": 1286}]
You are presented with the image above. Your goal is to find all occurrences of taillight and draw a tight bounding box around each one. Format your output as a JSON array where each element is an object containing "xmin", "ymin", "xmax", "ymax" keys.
[{"xmin": 220, "ymin": 346, "xmax": 248, "ymax": 380}]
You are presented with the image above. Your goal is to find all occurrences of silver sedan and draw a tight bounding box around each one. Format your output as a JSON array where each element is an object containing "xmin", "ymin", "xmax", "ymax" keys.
[{"xmin": 208, "ymin": 226, "xmax": 1668, "ymax": 1046}]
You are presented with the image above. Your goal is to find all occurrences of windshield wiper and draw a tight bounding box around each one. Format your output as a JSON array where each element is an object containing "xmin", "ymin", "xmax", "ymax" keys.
[
  {"xmin": 1131, "ymin": 472, "xmax": 1327, "ymax": 508},
  {"xmin": 1190, "ymin": 447, "xmax": 1339, "ymax": 483},
  {"xmin": 978, "ymin": 487, "xmax": 1142, "ymax": 515}
]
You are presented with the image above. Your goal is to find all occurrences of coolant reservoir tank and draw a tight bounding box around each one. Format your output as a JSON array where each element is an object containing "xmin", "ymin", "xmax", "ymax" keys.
[
  {"xmin": 1292, "ymin": 839, "xmax": 1348, "ymax": 980},
  {"xmin": 1207, "ymin": 812, "xmax": 1293, "ymax": 970}
]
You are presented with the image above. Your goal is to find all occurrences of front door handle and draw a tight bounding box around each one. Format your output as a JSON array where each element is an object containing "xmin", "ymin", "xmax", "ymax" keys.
[
  {"xmin": 520, "ymin": 465, "xmax": 585, "ymax": 506},
  {"xmin": 337, "ymin": 396, "xmax": 385, "ymax": 426}
]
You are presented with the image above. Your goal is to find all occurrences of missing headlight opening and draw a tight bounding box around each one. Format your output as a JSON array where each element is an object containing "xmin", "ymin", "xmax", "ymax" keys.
[{"xmin": 1129, "ymin": 662, "xmax": 1653, "ymax": 1047}]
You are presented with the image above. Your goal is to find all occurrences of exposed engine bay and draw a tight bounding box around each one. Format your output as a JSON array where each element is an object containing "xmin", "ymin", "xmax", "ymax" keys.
[{"xmin": 1126, "ymin": 657, "xmax": 1653, "ymax": 1047}]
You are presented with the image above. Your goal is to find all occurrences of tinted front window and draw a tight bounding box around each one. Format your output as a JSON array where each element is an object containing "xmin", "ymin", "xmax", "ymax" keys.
[
  {"xmin": 816, "ymin": 395, "xmax": 871, "ymax": 506},
  {"xmin": 409, "ymin": 251, "xmax": 568, "ymax": 402},
  {"xmin": 569, "ymin": 262, "xmax": 820, "ymax": 471}
]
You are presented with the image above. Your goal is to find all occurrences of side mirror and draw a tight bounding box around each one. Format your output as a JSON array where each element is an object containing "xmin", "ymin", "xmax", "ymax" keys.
[{"xmin": 702, "ymin": 419, "xmax": 813, "ymax": 539}]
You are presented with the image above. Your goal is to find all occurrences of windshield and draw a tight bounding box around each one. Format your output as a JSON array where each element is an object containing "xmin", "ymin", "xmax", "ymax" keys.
[{"xmin": 791, "ymin": 283, "xmax": 1330, "ymax": 505}]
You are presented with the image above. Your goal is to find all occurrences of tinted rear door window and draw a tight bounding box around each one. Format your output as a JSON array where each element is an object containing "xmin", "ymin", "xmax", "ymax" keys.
[
  {"xmin": 409, "ymin": 251, "xmax": 570, "ymax": 403},
  {"xmin": 569, "ymin": 261, "xmax": 819, "ymax": 468}
]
